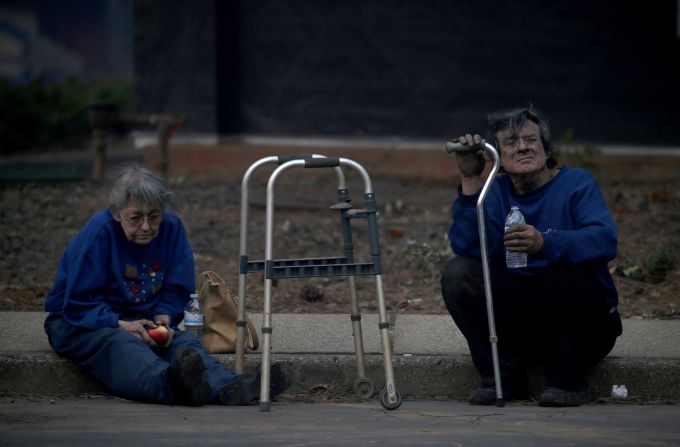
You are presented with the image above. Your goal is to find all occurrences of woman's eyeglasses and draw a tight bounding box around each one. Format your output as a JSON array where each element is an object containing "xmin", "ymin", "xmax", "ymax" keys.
[{"xmin": 121, "ymin": 212, "xmax": 163, "ymax": 227}]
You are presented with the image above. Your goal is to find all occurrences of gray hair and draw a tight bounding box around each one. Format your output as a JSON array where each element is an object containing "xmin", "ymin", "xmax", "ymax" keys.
[{"xmin": 108, "ymin": 165, "xmax": 176, "ymax": 212}]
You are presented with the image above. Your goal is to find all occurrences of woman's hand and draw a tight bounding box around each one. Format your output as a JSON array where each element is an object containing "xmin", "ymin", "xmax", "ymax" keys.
[
  {"xmin": 118, "ymin": 318, "xmax": 174, "ymax": 348},
  {"xmin": 151, "ymin": 314, "xmax": 174, "ymax": 347},
  {"xmin": 118, "ymin": 318, "xmax": 153, "ymax": 342}
]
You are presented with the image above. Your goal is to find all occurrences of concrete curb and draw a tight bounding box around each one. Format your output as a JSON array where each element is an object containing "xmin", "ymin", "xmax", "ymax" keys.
[{"xmin": 1, "ymin": 312, "xmax": 679, "ymax": 401}]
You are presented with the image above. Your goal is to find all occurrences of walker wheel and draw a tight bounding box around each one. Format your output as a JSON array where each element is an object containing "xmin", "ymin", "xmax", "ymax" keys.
[
  {"xmin": 353, "ymin": 378, "xmax": 375, "ymax": 399},
  {"xmin": 379, "ymin": 389, "xmax": 402, "ymax": 410}
]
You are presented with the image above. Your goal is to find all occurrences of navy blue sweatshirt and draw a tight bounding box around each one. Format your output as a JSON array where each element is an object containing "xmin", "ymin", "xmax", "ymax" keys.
[
  {"xmin": 449, "ymin": 167, "xmax": 618, "ymax": 305},
  {"xmin": 45, "ymin": 208, "xmax": 195, "ymax": 329}
]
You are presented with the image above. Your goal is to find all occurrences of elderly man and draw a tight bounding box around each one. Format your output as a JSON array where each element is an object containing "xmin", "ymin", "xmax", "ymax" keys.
[{"xmin": 441, "ymin": 107, "xmax": 622, "ymax": 406}]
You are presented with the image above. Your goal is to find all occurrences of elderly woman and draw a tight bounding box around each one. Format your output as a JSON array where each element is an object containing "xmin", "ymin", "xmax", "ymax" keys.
[{"xmin": 44, "ymin": 165, "xmax": 285, "ymax": 406}]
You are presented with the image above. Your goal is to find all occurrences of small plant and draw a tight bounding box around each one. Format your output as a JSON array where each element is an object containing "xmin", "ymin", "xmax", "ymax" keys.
[
  {"xmin": 618, "ymin": 248, "xmax": 677, "ymax": 284},
  {"xmin": 645, "ymin": 249, "xmax": 676, "ymax": 284}
]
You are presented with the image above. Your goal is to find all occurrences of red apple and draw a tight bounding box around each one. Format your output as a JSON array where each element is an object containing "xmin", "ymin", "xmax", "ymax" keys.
[{"xmin": 146, "ymin": 325, "xmax": 170, "ymax": 345}]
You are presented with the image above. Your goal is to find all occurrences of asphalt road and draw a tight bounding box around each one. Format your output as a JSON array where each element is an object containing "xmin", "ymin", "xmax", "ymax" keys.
[{"xmin": 1, "ymin": 396, "xmax": 678, "ymax": 446}]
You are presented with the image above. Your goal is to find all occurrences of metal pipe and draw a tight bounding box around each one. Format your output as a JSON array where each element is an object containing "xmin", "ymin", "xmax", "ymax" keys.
[
  {"xmin": 260, "ymin": 159, "xmax": 307, "ymax": 410},
  {"xmin": 338, "ymin": 158, "xmax": 373, "ymax": 194},
  {"xmin": 476, "ymin": 142, "xmax": 503, "ymax": 407},
  {"xmin": 236, "ymin": 156, "xmax": 277, "ymax": 373}
]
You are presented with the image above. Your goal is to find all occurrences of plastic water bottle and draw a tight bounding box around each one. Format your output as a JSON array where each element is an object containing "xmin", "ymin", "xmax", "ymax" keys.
[
  {"xmin": 505, "ymin": 206, "xmax": 527, "ymax": 268},
  {"xmin": 184, "ymin": 293, "xmax": 204, "ymax": 341}
]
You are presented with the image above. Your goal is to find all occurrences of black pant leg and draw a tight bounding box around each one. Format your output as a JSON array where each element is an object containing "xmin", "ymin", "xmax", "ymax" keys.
[
  {"xmin": 441, "ymin": 257, "xmax": 622, "ymax": 391},
  {"xmin": 537, "ymin": 264, "xmax": 622, "ymax": 390},
  {"xmin": 441, "ymin": 256, "xmax": 538, "ymax": 387}
]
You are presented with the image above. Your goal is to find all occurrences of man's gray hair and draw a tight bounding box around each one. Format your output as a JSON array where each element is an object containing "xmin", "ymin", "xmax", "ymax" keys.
[{"xmin": 108, "ymin": 165, "xmax": 176, "ymax": 212}]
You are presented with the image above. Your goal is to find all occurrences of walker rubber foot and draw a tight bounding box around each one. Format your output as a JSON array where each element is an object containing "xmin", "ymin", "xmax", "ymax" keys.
[
  {"xmin": 496, "ymin": 398, "xmax": 505, "ymax": 408},
  {"xmin": 259, "ymin": 401, "xmax": 271, "ymax": 412}
]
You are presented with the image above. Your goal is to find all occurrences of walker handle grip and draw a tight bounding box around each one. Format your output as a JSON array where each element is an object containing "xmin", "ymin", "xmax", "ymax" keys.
[
  {"xmin": 304, "ymin": 157, "xmax": 341, "ymax": 168},
  {"xmin": 277, "ymin": 154, "xmax": 313, "ymax": 164}
]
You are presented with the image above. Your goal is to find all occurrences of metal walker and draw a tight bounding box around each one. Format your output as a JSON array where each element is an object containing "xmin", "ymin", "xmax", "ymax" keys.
[
  {"xmin": 235, "ymin": 154, "xmax": 402, "ymax": 412},
  {"xmin": 446, "ymin": 140, "xmax": 505, "ymax": 407}
]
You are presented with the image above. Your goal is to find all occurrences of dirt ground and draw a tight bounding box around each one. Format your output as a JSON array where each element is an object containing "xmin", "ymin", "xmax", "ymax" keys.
[{"xmin": 1, "ymin": 148, "xmax": 679, "ymax": 320}]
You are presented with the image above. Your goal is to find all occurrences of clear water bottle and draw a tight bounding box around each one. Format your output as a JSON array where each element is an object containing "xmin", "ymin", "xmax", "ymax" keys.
[
  {"xmin": 505, "ymin": 206, "xmax": 528, "ymax": 268},
  {"xmin": 184, "ymin": 293, "xmax": 204, "ymax": 341}
]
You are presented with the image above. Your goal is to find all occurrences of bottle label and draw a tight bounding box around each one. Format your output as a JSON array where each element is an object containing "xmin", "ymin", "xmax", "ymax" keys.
[{"xmin": 184, "ymin": 313, "xmax": 203, "ymax": 326}]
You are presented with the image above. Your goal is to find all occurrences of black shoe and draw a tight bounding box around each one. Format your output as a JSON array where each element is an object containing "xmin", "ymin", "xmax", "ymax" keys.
[
  {"xmin": 469, "ymin": 383, "xmax": 528, "ymax": 405},
  {"xmin": 538, "ymin": 386, "xmax": 591, "ymax": 407},
  {"xmin": 270, "ymin": 363, "xmax": 290, "ymax": 398},
  {"xmin": 218, "ymin": 363, "xmax": 289, "ymax": 406},
  {"xmin": 167, "ymin": 347, "xmax": 211, "ymax": 406}
]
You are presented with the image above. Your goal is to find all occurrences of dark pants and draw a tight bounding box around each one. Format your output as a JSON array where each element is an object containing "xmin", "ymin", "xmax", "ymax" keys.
[
  {"xmin": 441, "ymin": 256, "xmax": 622, "ymax": 391},
  {"xmin": 44, "ymin": 314, "xmax": 238, "ymax": 404}
]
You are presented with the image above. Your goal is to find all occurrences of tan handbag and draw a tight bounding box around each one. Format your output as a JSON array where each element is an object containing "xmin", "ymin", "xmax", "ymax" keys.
[{"xmin": 197, "ymin": 270, "xmax": 259, "ymax": 353}]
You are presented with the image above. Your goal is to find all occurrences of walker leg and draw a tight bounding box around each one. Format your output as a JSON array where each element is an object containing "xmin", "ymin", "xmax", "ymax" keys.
[
  {"xmin": 235, "ymin": 272, "xmax": 247, "ymax": 374},
  {"xmin": 259, "ymin": 277, "xmax": 274, "ymax": 412},
  {"xmin": 348, "ymin": 276, "xmax": 375, "ymax": 398},
  {"xmin": 374, "ymin": 275, "xmax": 401, "ymax": 410},
  {"xmin": 349, "ymin": 276, "xmax": 367, "ymax": 377}
]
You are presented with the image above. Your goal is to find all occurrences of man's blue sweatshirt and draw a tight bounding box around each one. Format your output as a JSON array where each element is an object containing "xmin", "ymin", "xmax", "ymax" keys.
[{"xmin": 449, "ymin": 167, "xmax": 618, "ymax": 305}]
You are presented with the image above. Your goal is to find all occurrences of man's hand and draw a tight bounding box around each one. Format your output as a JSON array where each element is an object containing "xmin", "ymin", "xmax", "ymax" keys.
[
  {"xmin": 451, "ymin": 134, "xmax": 490, "ymax": 195},
  {"xmin": 454, "ymin": 134, "xmax": 487, "ymax": 178},
  {"xmin": 504, "ymin": 224, "xmax": 544, "ymax": 254}
]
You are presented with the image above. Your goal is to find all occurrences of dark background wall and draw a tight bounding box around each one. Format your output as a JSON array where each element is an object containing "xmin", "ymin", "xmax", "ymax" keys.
[
  {"xmin": 133, "ymin": 1, "xmax": 219, "ymax": 134},
  {"xmin": 134, "ymin": 0, "xmax": 680, "ymax": 146},
  {"xmin": 1, "ymin": 0, "xmax": 132, "ymax": 82}
]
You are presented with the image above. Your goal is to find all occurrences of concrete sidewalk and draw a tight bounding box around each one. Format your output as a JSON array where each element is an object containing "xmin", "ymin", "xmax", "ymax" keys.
[
  {"xmin": 3, "ymin": 397, "xmax": 680, "ymax": 447},
  {"xmin": 1, "ymin": 312, "xmax": 679, "ymax": 403}
]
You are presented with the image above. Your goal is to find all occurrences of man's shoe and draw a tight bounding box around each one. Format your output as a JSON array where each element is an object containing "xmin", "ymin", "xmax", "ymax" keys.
[
  {"xmin": 469, "ymin": 386, "xmax": 498, "ymax": 405},
  {"xmin": 167, "ymin": 347, "xmax": 211, "ymax": 406},
  {"xmin": 538, "ymin": 386, "xmax": 591, "ymax": 407},
  {"xmin": 469, "ymin": 383, "xmax": 528, "ymax": 405},
  {"xmin": 218, "ymin": 363, "xmax": 289, "ymax": 406}
]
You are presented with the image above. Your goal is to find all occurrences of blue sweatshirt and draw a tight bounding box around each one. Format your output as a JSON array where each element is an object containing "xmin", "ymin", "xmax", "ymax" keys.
[
  {"xmin": 449, "ymin": 167, "xmax": 618, "ymax": 304},
  {"xmin": 45, "ymin": 208, "xmax": 196, "ymax": 329}
]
